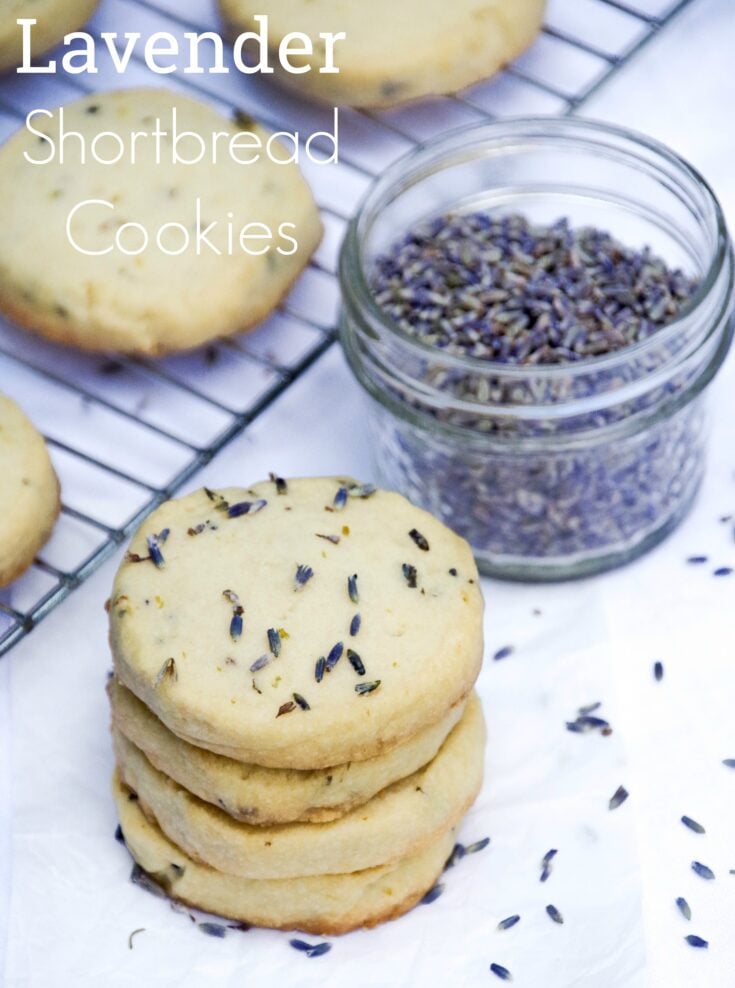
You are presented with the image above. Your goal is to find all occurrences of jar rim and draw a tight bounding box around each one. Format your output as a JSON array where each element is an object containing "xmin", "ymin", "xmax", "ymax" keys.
[{"xmin": 341, "ymin": 115, "xmax": 731, "ymax": 381}]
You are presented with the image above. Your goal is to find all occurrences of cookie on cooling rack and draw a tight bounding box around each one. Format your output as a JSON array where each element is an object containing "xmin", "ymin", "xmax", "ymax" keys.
[
  {"xmin": 0, "ymin": 88, "xmax": 322, "ymax": 355},
  {"xmin": 0, "ymin": 394, "xmax": 60, "ymax": 587},
  {"xmin": 218, "ymin": 0, "xmax": 545, "ymax": 108},
  {"xmin": 108, "ymin": 477, "xmax": 484, "ymax": 769},
  {"xmin": 0, "ymin": 0, "xmax": 99, "ymax": 74}
]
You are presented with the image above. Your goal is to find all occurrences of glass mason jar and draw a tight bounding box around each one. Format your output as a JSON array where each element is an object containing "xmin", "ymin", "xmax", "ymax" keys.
[{"xmin": 339, "ymin": 118, "xmax": 735, "ymax": 581}]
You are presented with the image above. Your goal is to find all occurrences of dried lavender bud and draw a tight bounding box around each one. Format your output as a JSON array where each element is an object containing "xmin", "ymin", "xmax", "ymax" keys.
[
  {"xmin": 295, "ymin": 564, "xmax": 314, "ymax": 590},
  {"xmin": 444, "ymin": 843, "xmax": 466, "ymax": 870},
  {"xmin": 326, "ymin": 642, "xmax": 344, "ymax": 670},
  {"xmin": 546, "ymin": 904, "xmax": 564, "ymax": 924},
  {"xmin": 250, "ymin": 655, "xmax": 270, "ymax": 673},
  {"xmin": 289, "ymin": 939, "xmax": 332, "ymax": 957},
  {"xmin": 269, "ymin": 473, "xmax": 288, "ymax": 495},
  {"xmin": 316, "ymin": 533, "xmax": 341, "ymax": 544},
  {"xmin": 349, "ymin": 483, "xmax": 377, "ymax": 499},
  {"xmin": 685, "ymin": 935, "xmax": 708, "ymax": 949},
  {"xmin": 293, "ymin": 692, "xmax": 310, "ymax": 710},
  {"xmin": 490, "ymin": 963, "xmax": 513, "ymax": 982},
  {"xmin": 146, "ymin": 529, "xmax": 169, "ymax": 568},
  {"xmin": 676, "ymin": 897, "xmax": 692, "ymax": 921},
  {"xmin": 205, "ymin": 488, "xmax": 229, "ymax": 512},
  {"xmin": 497, "ymin": 915, "xmax": 520, "ymax": 931},
  {"xmin": 421, "ymin": 883, "xmax": 444, "ymax": 905},
  {"xmin": 355, "ymin": 680, "xmax": 381, "ymax": 695},
  {"xmin": 465, "ymin": 837, "xmax": 490, "ymax": 855},
  {"xmin": 347, "ymin": 649, "xmax": 366, "ymax": 676},
  {"xmin": 199, "ymin": 922, "xmax": 227, "ymax": 938},
  {"xmin": 653, "ymin": 661, "xmax": 664, "ymax": 681},
  {"xmin": 277, "ymin": 701, "xmax": 296, "ymax": 718},
  {"xmin": 229, "ymin": 605, "xmax": 244, "ymax": 642},
  {"xmin": 409, "ymin": 528, "xmax": 430, "ymax": 551},
  {"xmin": 130, "ymin": 863, "xmax": 167, "ymax": 899},
  {"xmin": 228, "ymin": 499, "xmax": 267, "ymax": 519},
  {"xmin": 609, "ymin": 785, "xmax": 629, "ymax": 810},
  {"xmin": 681, "ymin": 815, "xmax": 705, "ymax": 834},
  {"xmin": 347, "ymin": 573, "xmax": 359, "ymax": 603},
  {"xmin": 315, "ymin": 657, "xmax": 327, "ymax": 683},
  {"xmin": 155, "ymin": 657, "xmax": 177, "ymax": 686},
  {"xmin": 402, "ymin": 563, "xmax": 418, "ymax": 588},
  {"xmin": 540, "ymin": 848, "xmax": 557, "ymax": 882},
  {"xmin": 333, "ymin": 487, "xmax": 349, "ymax": 511},
  {"xmin": 267, "ymin": 628, "xmax": 281, "ymax": 657},
  {"xmin": 493, "ymin": 645, "xmax": 514, "ymax": 661},
  {"xmin": 350, "ymin": 614, "xmax": 361, "ymax": 637},
  {"xmin": 691, "ymin": 861, "xmax": 715, "ymax": 880}
]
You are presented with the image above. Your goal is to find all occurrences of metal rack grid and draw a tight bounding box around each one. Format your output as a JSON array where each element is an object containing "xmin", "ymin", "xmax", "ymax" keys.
[{"xmin": 0, "ymin": 0, "xmax": 696, "ymax": 655}]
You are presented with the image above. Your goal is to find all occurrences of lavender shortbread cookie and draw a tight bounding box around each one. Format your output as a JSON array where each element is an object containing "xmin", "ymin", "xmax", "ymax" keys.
[
  {"xmin": 112, "ymin": 693, "xmax": 485, "ymax": 879},
  {"xmin": 0, "ymin": 88, "xmax": 322, "ymax": 354},
  {"xmin": 0, "ymin": 395, "xmax": 60, "ymax": 587},
  {"xmin": 219, "ymin": 0, "xmax": 545, "ymax": 108},
  {"xmin": 109, "ymin": 477, "xmax": 484, "ymax": 769},
  {"xmin": 113, "ymin": 770, "xmax": 458, "ymax": 935},
  {"xmin": 109, "ymin": 677, "xmax": 467, "ymax": 824}
]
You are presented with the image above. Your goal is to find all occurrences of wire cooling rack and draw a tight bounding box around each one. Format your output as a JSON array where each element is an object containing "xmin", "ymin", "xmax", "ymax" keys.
[{"xmin": 0, "ymin": 0, "xmax": 697, "ymax": 655}]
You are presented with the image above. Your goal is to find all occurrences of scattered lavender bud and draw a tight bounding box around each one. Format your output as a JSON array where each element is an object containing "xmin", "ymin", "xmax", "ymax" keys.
[
  {"xmin": 723, "ymin": 758, "xmax": 735, "ymax": 769},
  {"xmin": 349, "ymin": 483, "xmax": 377, "ymax": 499},
  {"xmin": 269, "ymin": 473, "xmax": 287, "ymax": 495},
  {"xmin": 490, "ymin": 962, "xmax": 513, "ymax": 981},
  {"xmin": 409, "ymin": 528, "xmax": 430, "ymax": 551},
  {"xmin": 687, "ymin": 555, "xmax": 708, "ymax": 564},
  {"xmin": 227, "ymin": 499, "xmax": 267, "ymax": 519},
  {"xmin": 146, "ymin": 530, "xmax": 168, "ymax": 568},
  {"xmin": 444, "ymin": 843, "xmax": 466, "ymax": 869},
  {"xmin": 250, "ymin": 655, "xmax": 270, "ymax": 673},
  {"xmin": 199, "ymin": 922, "xmax": 227, "ymax": 938},
  {"xmin": 540, "ymin": 848, "xmax": 557, "ymax": 882},
  {"xmin": 348, "ymin": 574, "xmax": 359, "ymax": 603},
  {"xmin": 295, "ymin": 564, "xmax": 314, "ymax": 591},
  {"xmin": 355, "ymin": 680, "xmax": 381, "ymax": 695},
  {"xmin": 609, "ymin": 785, "xmax": 629, "ymax": 810},
  {"xmin": 546, "ymin": 904, "xmax": 564, "ymax": 924},
  {"xmin": 714, "ymin": 567, "xmax": 733, "ymax": 577},
  {"xmin": 350, "ymin": 613, "xmax": 361, "ymax": 637},
  {"xmin": 497, "ymin": 915, "xmax": 520, "ymax": 931},
  {"xmin": 267, "ymin": 628, "xmax": 281, "ymax": 657},
  {"xmin": 347, "ymin": 649, "xmax": 366, "ymax": 676},
  {"xmin": 691, "ymin": 861, "xmax": 715, "ymax": 880},
  {"xmin": 465, "ymin": 837, "xmax": 490, "ymax": 855},
  {"xmin": 421, "ymin": 883, "xmax": 445, "ymax": 905},
  {"xmin": 333, "ymin": 487, "xmax": 349, "ymax": 511},
  {"xmin": 155, "ymin": 657, "xmax": 177, "ymax": 686},
  {"xmin": 681, "ymin": 816, "xmax": 705, "ymax": 835},
  {"xmin": 315, "ymin": 657, "xmax": 326, "ymax": 683},
  {"xmin": 293, "ymin": 692, "xmax": 310, "ymax": 711},
  {"xmin": 289, "ymin": 939, "xmax": 332, "ymax": 958},
  {"xmin": 402, "ymin": 563, "xmax": 418, "ymax": 588},
  {"xmin": 654, "ymin": 661, "xmax": 664, "ymax": 681},
  {"xmin": 326, "ymin": 642, "xmax": 344, "ymax": 671},
  {"xmin": 685, "ymin": 935, "xmax": 709, "ymax": 949},
  {"xmin": 493, "ymin": 645, "xmax": 514, "ymax": 661},
  {"xmin": 676, "ymin": 897, "xmax": 692, "ymax": 921}
]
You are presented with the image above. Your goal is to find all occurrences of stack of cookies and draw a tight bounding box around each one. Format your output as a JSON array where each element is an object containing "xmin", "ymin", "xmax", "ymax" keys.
[{"xmin": 107, "ymin": 476, "xmax": 485, "ymax": 934}]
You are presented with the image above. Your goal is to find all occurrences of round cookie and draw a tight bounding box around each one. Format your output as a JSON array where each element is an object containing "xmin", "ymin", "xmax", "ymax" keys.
[
  {"xmin": 113, "ymin": 693, "xmax": 484, "ymax": 879},
  {"xmin": 219, "ymin": 0, "xmax": 545, "ymax": 108},
  {"xmin": 0, "ymin": 88, "xmax": 322, "ymax": 355},
  {"xmin": 109, "ymin": 677, "xmax": 468, "ymax": 825},
  {"xmin": 0, "ymin": 395, "xmax": 60, "ymax": 587},
  {"xmin": 115, "ymin": 772, "xmax": 457, "ymax": 934},
  {"xmin": 0, "ymin": 0, "xmax": 99, "ymax": 74},
  {"xmin": 109, "ymin": 477, "xmax": 484, "ymax": 769}
]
